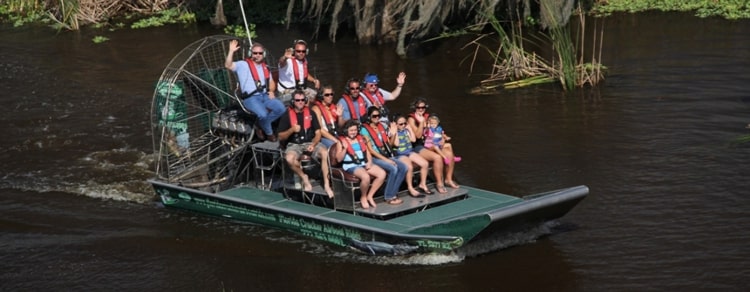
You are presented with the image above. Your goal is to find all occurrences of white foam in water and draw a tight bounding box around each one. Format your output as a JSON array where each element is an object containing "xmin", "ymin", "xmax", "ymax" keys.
[
  {"xmin": 2, "ymin": 147, "xmax": 155, "ymax": 204},
  {"xmin": 455, "ymin": 221, "xmax": 557, "ymax": 258},
  {"xmin": 299, "ymin": 222, "xmax": 560, "ymax": 265}
]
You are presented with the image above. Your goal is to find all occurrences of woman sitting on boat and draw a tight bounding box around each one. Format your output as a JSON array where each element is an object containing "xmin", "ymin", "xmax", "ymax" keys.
[
  {"xmin": 407, "ymin": 98, "xmax": 448, "ymax": 193},
  {"xmin": 310, "ymin": 85, "xmax": 342, "ymax": 149},
  {"xmin": 390, "ymin": 113, "xmax": 431, "ymax": 196},
  {"xmin": 334, "ymin": 119, "xmax": 387, "ymax": 209},
  {"xmin": 360, "ymin": 106, "xmax": 407, "ymax": 205}
]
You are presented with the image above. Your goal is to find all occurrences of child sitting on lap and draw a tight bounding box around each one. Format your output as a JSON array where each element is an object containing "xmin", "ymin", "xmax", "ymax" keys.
[{"xmin": 423, "ymin": 115, "xmax": 461, "ymax": 165}]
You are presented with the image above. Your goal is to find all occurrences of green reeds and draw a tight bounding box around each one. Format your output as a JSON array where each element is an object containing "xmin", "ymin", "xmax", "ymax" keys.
[
  {"xmin": 468, "ymin": 0, "xmax": 606, "ymax": 92},
  {"xmin": 4, "ymin": 0, "xmax": 42, "ymax": 12},
  {"xmin": 502, "ymin": 75, "xmax": 555, "ymax": 89},
  {"xmin": 541, "ymin": 0, "xmax": 576, "ymax": 91},
  {"xmin": 52, "ymin": 0, "xmax": 80, "ymax": 30},
  {"xmin": 465, "ymin": 12, "xmax": 554, "ymax": 92}
]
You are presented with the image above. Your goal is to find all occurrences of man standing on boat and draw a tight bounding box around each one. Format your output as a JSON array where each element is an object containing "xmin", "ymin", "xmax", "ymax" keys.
[
  {"xmin": 225, "ymin": 40, "xmax": 285, "ymax": 142},
  {"xmin": 277, "ymin": 90, "xmax": 334, "ymax": 197},
  {"xmin": 278, "ymin": 40, "xmax": 320, "ymax": 104}
]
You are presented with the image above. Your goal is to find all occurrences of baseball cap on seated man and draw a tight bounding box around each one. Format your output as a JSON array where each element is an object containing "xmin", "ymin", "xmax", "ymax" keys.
[{"xmin": 363, "ymin": 73, "xmax": 379, "ymax": 84}]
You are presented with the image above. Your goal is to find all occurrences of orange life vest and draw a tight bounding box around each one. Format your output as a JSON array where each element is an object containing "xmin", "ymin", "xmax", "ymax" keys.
[
  {"xmin": 342, "ymin": 94, "xmax": 367, "ymax": 121},
  {"xmin": 362, "ymin": 123, "xmax": 392, "ymax": 156},
  {"xmin": 287, "ymin": 107, "xmax": 313, "ymax": 144},
  {"xmin": 244, "ymin": 58, "xmax": 270, "ymax": 94},
  {"xmin": 338, "ymin": 135, "xmax": 368, "ymax": 164}
]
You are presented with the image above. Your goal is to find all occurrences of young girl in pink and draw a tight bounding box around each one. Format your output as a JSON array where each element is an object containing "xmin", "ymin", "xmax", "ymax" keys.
[{"xmin": 423, "ymin": 115, "xmax": 461, "ymax": 165}]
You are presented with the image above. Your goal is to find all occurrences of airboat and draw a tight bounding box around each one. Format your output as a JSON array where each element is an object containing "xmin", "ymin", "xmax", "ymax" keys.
[{"xmin": 148, "ymin": 35, "xmax": 587, "ymax": 255}]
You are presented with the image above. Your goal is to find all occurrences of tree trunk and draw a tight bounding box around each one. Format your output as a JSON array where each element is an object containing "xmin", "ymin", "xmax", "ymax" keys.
[{"xmin": 211, "ymin": 0, "xmax": 227, "ymax": 27}]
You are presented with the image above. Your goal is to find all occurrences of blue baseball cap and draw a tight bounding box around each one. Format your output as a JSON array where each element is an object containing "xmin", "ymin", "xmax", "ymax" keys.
[{"xmin": 364, "ymin": 74, "xmax": 379, "ymax": 84}]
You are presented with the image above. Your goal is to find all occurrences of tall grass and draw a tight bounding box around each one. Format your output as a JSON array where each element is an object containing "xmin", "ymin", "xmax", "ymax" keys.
[
  {"xmin": 53, "ymin": 0, "xmax": 80, "ymax": 30},
  {"xmin": 466, "ymin": 0, "xmax": 606, "ymax": 92},
  {"xmin": 541, "ymin": 0, "xmax": 576, "ymax": 91}
]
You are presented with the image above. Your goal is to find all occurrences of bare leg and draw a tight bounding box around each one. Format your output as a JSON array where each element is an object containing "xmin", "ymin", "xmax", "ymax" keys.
[
  {"xmin": 285, "ymin": 152, "xmax": 311, "ymax": 191},
  {"xmin": 366, "ymin": 166, "xmax": 386, "ymax": 208},
  {"xmin": 354, "ymin": 167, "xmax": 371, "ymax": 208},
  {"xmin": 442, "ymin": 144, "xmax": 458, "ymax": 189},
  {"xmin": 317, "ymin": 147, "xmax": 334, "ymax": 197},
  {"xmin": 398, "ymin": 156, "xmax": 419, "ymax": 196},
  {"xmin": 419, "ymin": 148, "xmax": 444, "ymax": 191},
  {"xmin": 410, "ymin": 152, "xmax": 430, "ymax": 190}
]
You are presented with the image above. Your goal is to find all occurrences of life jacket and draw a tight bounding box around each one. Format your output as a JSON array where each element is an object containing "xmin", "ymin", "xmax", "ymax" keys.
[
  {"xmin": 408, "ymin": 112, "xmax": 430, "ymax": 127},
  {"xmin": 287, "ymin": 107, "xmax": 313, "ymax": 144},
  {"xmin": 243, "ymin": 58, "xmax": 270, "ymax": 95},
  {"xmin": 338, "ymin": 135, "xmax": 368, "ymax": 164},
  {"xmin": 423, "ymin": 126, "xmax": 438, "ymax": 148},
  {"xmin": 292, "ymin": 58, "xmax": 308, "ymax": 89},
  {"xmin": 362, "ymin": 123, "xmax": 392, "ymax": 156},
  {"xmin": 314, "ymin": 100, "xmax": 338, "ymax": 135},
  {"xmin": 342, "ymin": 94, "xmax": 367, "ymax": 121},
  {"xmin": 394, "ymin": 129, "xmax": 413, "ymax": 156},
  {"xmin": 362, "ymin": 89, "xmax": 385, "ymax": 107}
]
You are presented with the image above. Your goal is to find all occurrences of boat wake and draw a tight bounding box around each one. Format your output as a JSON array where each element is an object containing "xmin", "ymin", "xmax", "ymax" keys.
[
  {"xmin": 1, "ymin": 147, "xmax": 155, "ymax": 203},
  {"xmin": 455, "ymin": 221, "xmax": 558, "ymax": 258},
  {"xmin": 285, "ymin": 221, "xmax": 561, "ymax": 265}
]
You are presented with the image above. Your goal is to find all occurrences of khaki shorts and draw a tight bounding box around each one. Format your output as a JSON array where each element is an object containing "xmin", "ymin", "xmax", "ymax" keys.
[{"xmin": 285, "ymin": 142, "xmax": 326, "ymax": 157}]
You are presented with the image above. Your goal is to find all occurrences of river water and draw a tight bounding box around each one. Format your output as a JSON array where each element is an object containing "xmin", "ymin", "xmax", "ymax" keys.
[{"xmin": 2, "ymin": 12, "xmax": 749, "ymax": 291}]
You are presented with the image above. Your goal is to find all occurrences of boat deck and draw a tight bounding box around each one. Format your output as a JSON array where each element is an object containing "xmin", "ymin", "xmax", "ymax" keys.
[{"xmin": 355, "ymin": 186, "xmax": 469, "ymax": 219}]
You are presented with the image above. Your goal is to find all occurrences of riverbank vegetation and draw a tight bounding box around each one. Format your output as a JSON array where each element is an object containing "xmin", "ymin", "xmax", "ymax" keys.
[
  {"xmin": 1, "ymin": 0, "xmax": 744, "ymax": 91},
  {"xmin": 462, "ymin": 2, "xmax": 605, "ymax": 92},
  {"xmin": 593, "ymin": 0, "xmax": 750, "ymax": 20},
  {"xmin": 0, "ymin": 0, "xmax": 195, "ymax": 31}
]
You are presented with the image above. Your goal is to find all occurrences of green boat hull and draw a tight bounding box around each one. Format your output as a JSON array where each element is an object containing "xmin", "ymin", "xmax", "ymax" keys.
[{"xmin": 151, "ymin": 180, "xmax": 587, "ymax": 255}]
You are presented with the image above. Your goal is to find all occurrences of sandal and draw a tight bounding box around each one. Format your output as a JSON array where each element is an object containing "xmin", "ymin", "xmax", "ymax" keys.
[
  {"xmin": 446, "ymin": 180, "xmax": 459, "ymax": 189},
  {"xmin": 453, "ymin": 156, "xmax": 462, "ymax": 163},
  {"xmin": 443, "ymin": 157, "xmax": 451, "ymax": 165},
  {"xmin": 387, "ymin": 198, "xmax": 403, "ymax": 205},
  {"xmin": 418, "ymin": 185, "xmax": 433, "ymax": 195},
  {"xmin": 436, "ymin": 185, "xmax": 448, "ymax": 194}
]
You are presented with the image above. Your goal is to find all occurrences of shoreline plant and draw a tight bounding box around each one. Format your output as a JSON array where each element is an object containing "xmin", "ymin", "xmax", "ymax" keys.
[{"xmin": 465, "ymin": 1, "xmax": 606, "ymax": 92}]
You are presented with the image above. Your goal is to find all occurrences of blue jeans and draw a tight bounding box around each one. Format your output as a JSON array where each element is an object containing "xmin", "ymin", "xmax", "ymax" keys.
[
  {"xmin": 372, "ymin": 157, "xmax": 407, "ymax": 200},
  {"xmin": 320, "ymin": 137, "xmax": 335, "ymax": 148},
  {"xmin": 243, "ymin": 93, "xmax": 285, "ymax": 135}
]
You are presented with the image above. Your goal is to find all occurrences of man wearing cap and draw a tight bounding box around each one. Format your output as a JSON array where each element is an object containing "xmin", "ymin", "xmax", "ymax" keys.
[{"xmin": 360, "ymin": 72, "xmax": 406, "ymax": 123}]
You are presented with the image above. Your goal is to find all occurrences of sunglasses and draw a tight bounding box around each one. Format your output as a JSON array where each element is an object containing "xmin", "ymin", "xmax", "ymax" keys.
[
  {"xmin": 416, "ymin": 106, "xmax": 427, "ymax": 109},
  {"xmin": 323, "ymin": 93, "xmax": 334, "ymax": 97},
  {"xmin": 251, "ymin": 52, "xmax": 264, "ymax": 55},
  {"xmin": 367, "ymin": 83, "xmax": 378, "ymax": 87},
  {"xmin": 397, "ymin": 122, "xmax": 406, "ymax": 126},
  {"xmin": 349, "ymin": 87, "xmax": 360, "ymax": 90},
  {"xmin": 295, "ymin": 50, "xmax": 306, "ymax": 53},
  {"xmin": 370, "ymin": 114, "xmax": 380, "ymax": 118},
  {"xmin": 293, "ymin": 98, "xmax": 306, "ymax": 102}
]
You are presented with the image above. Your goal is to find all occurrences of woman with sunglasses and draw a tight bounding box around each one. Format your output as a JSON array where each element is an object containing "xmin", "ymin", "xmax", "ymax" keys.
[
  {"xmin": 311, "ymin": 85, "xmax": 343, "ymax": 150},
  {"xmin": 360, "ymin": 107, "xmax": 407, "ymax": 205},
  {"xmin": 407, "ymin": 98, "xmax": 448, "ymax": 193}
]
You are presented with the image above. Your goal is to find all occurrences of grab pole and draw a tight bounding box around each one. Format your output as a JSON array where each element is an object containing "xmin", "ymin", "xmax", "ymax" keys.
[{"xmin": 238, "ymin": 0, "xmax": 253, "ymax": 46}]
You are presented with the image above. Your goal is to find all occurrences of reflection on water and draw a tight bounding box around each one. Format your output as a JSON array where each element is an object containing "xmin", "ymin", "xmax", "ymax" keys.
[{"xmin": 1, "ymin": 12, "xmax": 750, "ymax": 290}]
